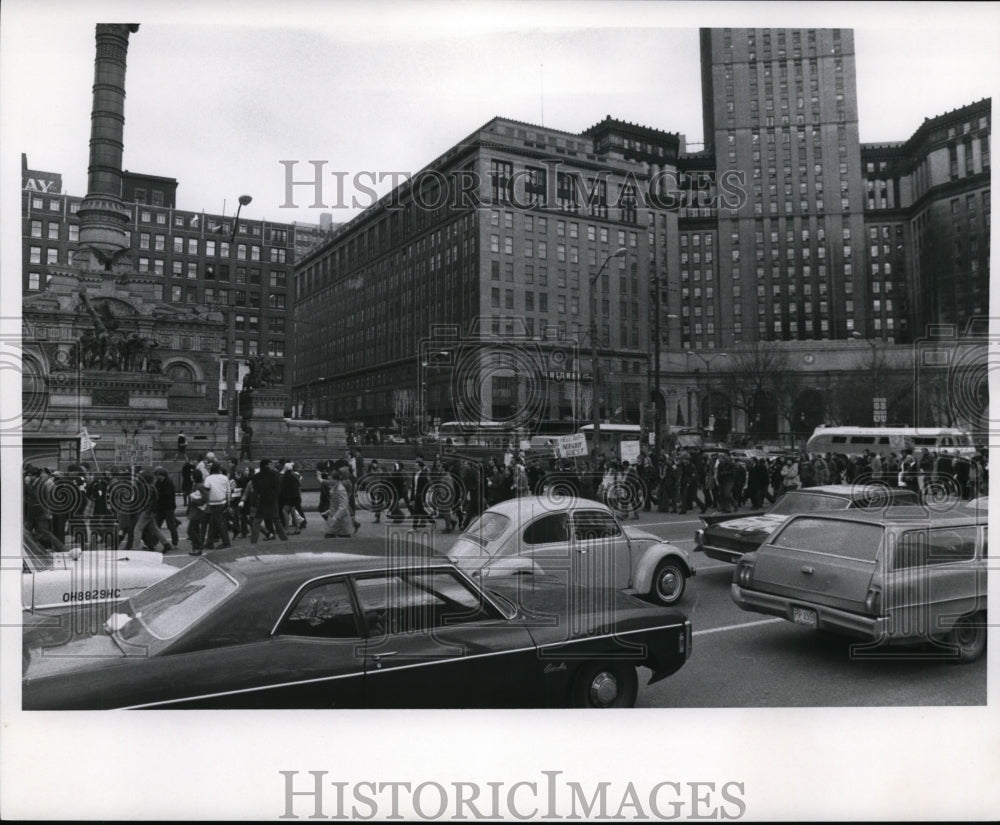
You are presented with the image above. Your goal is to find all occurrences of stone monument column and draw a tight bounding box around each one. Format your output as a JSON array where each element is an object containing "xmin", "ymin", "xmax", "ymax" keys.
[{"xmin": 76, "ymin": 23, "xmax": 140, "ymax": 270}]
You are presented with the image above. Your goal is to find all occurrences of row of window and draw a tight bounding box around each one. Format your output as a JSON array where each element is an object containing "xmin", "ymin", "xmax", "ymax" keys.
[
  {"xmin": 25, "ymin": 196, "xmax": 295, "ymax": 246},
  {"xmin": 28, "ymin": 220, "xmax": 77, "ymax": 241}
]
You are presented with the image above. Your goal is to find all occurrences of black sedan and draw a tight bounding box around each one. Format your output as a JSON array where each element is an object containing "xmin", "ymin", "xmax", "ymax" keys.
[
  {"xmin": 695, "ymin": 484, "xmax": 920, "ymax": 564},
  {"xmin": 23, "ymin": 546, "xmax": 691, "ymax": 709}
]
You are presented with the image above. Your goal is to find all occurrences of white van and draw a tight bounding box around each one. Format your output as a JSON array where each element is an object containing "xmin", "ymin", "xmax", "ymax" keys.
[{"xmin": 806, "ymin": 426, "xmax": 976, "ymax": 457}]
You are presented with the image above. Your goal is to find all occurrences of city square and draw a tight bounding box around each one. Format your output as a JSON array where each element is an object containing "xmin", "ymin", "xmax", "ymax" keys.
[{"xmin": 3, "ymin": 4, "xmax": 997, "ymax": 821}]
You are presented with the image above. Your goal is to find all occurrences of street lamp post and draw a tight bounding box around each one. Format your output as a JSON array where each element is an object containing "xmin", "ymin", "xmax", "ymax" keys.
[
  {"xmin": 421, "ymin": 351, "xmax": 450, "ymax": 434},
  {"xmin": 686, "ymin": 350, "xmax": 728, "ymax": 439},
  {"xmin": 590, "ymin": 247, "xmax": 628, "ymax": 458},
  {"xmin": 226, "ymin": 194, "xmax": 252, "ymax": 457}
]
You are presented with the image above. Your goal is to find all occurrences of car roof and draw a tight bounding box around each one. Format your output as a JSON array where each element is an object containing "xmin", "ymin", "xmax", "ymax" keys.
[
  {"xmin": 783, "ymin": 506, "xmax": 983, "ymax": 528},
  {"xmin": 202, "ymin": 541, "xmax": 452, "ymax": 582},
  {"xmin": 484, "ymin": 495, "xmax": 611, "ymax": 522}
]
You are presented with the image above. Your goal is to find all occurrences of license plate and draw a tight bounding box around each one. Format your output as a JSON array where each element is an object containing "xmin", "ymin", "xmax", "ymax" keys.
[{"xmin": 792, "ymin": 607, "xmax": 817, "ymax": 627}]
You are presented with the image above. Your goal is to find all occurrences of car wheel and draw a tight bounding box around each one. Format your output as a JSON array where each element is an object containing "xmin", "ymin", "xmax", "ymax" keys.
[
  {"xmin": 650, "ymin": 559, "xmax": 686, "ymax": 606},
  {"xmin": 569, "ymin": 662, "xmax": 638, "ymax": 708},
  {"xmin": 947, "ymin": 611, "xmax": 986, "ymax": 663}
]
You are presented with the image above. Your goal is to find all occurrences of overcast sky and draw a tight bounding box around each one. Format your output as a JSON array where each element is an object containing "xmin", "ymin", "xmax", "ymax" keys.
[{"xmin": 4, "ymin": 1, "xmax": 999, "ymax": 230}]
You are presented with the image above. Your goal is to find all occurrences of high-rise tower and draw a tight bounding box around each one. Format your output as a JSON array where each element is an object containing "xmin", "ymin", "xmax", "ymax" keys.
[{"xmin": 699, "ymin": 27, "xmax": 867, "ymax": 344}]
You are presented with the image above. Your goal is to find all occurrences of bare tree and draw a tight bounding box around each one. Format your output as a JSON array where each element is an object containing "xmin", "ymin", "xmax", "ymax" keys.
[{"xmin": 729, "ymin": 341, "xmax": 794, "ymax": 442}]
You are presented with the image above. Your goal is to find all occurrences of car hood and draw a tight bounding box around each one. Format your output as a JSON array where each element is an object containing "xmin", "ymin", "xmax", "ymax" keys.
[{"xmin": 705, "ymin": 513, "xmax": 787, "ymax": 538}]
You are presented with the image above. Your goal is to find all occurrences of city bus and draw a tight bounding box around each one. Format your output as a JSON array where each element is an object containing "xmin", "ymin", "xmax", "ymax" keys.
[
  {"xmin": 435, "ymin": 421, "xmax": 527, "ymax": 450},
  {"xmin": 805, "ymin": 426, "xmax": 976, "ymax": 457},
  {"xmin": 579, "ymin": 423, "xmax": 643, "ymax": 461}
]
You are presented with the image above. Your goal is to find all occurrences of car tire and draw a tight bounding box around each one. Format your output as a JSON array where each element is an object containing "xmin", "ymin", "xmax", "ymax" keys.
[
  {"xmin": 649, "ymin": 559, "xmax": 687, "ymax": 606},
  {"xmin": 569, "ymin": 662, "xmax": 638, "ymax": 708},
  {"xmin": 947, "ymin": 611, "xmax": 986, "ymax": 663}
]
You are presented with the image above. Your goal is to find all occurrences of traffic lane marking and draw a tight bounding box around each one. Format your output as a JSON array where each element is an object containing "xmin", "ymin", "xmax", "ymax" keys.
[{"xmin": 693, "ymin": 617, "xmax": 785, "ymax": 637}]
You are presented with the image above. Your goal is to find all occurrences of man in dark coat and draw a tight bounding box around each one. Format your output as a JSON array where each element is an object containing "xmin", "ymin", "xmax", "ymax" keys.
[
  {"xmin": 153, "ymin": 466, "xmax": 180, "ymax": 547},
  {"xmin": 247, "ymin": 458, "xmax": 288, "ymax": 543},
  {"xmin": 747, "ymin": 457, "xmax": 769, "ymax": 510},
  {"xmin": 180, "ymin": 458, "xmax": 195, "ymax": 505},
  {"xmin": 409, "ymin": 459, "xmax": 431, "ymax": 527}
]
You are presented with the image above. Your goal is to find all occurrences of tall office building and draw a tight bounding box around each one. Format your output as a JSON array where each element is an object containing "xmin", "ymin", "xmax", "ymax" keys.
[
  {"xmin": 697, "ymin": 27, "xmax": 867, "ymax": 346},
  {"xmin": 292, "ymin": 116, "xmax": 686, "ymax": 428}
]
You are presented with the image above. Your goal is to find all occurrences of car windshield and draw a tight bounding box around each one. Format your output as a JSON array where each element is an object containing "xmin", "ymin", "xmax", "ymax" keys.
[
  {"xmin": 115, "ymin": 559, "xmax": 238, "ymax": 651},
  {"xmin": 768, "ymin": 492, "xmax": 849, "ymax": 515}
]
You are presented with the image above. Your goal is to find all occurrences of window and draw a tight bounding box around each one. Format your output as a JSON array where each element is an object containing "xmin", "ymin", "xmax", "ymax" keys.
[
  {"xmin": 29, "ymin": 246, "xmax": 42, "ymax": 264},
  {"xmin": 573, "ymin": 510, "xmax": 622, "ymax": 541},
  {"xmin": 354, "ymin": 571, "xmax": 492, "ymax": 636},
  {"xmin": 491, "ymin": 160, "xmax": 513, "ymax": 204},
  {"xmin": 27, "ymin": 272, "xmax": 40, "ymax": 291},
  {"xmin": 46, "ymin": 249, "xmax": 58, "ymax": 265},
  {"xmin": 524, "ymin": 513, "xmax": 569, "ymax": 544},
  {"xmin": 893, "ymin": 527, "xmax": 978, "ymax": 570}
]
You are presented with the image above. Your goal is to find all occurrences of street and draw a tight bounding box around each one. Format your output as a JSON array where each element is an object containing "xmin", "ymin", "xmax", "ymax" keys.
[{"xmin": 163, "ymin": 498, "xmax": 986, "ymax": 708}]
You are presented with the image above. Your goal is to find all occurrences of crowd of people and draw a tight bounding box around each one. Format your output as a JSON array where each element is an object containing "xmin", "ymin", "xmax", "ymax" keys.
[{"xmin": 22, "ymin": 442, "xmax": 989, "ymax": 554}]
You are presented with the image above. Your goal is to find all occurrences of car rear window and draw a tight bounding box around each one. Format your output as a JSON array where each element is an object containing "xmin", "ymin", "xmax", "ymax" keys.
[
  {"xmin": 121, "ymin": 559, "xmax": 238, "ymax": 643},
  {"xmin": 769, "ymin": 492, "xmax": 849, "ymax": 515},
  {"xmin": 771, "ymin": 517, "xmax": 885, "ymax": 561}
]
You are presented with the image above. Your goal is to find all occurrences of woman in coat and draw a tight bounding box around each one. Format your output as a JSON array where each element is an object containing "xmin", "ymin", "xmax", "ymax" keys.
[{"xmin": 324, "ymin": 468, "xmax": 356, "ymax": 538}]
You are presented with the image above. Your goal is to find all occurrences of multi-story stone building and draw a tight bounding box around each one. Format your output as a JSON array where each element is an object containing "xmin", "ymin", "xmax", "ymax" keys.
[
  {"xmin": 295, "ymin": 27, "xmax": 990, "ymax": 439},
  {"xmin": 862, "ymin": 98, "xmax": 991, "ymax": 340},
  {"xmin": 291, "ymin": 116, "xmax": 693, "ymax": 430},
  {"xmin": 22, "ymin": 165, "xmax": 333, "ymax": 404},
  {"xmin": 697, "ymin": 27, "xmax": 868, "ymax": 347}
]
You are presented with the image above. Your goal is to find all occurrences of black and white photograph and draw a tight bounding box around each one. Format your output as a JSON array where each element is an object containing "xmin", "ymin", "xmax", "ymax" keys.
[{"xmin": 1, "ymin": 0, "xmax": 997, "ymax": 820}]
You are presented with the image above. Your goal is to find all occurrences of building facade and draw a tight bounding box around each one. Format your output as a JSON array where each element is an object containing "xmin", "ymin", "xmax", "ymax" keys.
[
  {"xmin": 22, "ymin": 175, "xmax": 333, "ymax": 405},
  {"xmin": 697, "ymin": 27, "xmax": 869, "ymax": 347},
  {"xmin": 862, "ymin": 98, "xmax": 991, "ymax": 340},
  {"xmin": 291, "ymin": 116, "xmax": 692, "ymax": 430}
]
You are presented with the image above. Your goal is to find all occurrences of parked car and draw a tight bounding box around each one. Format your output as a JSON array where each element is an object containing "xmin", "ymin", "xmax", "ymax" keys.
[
  {"xmin": 695, "ymin": 484, "xmax": 921, "ymax": 564},
  {"xmin": 22, "ymin": 530, "xmax": 175, "ymax": 621},
  {"xmin": 22, "ymin": 548, "xmax": 692, "ymax": 709},
  {"xmin": 446, "ymin": 496, "xmax": 695, "ymax": 605},
  {"xmin": 731, "ymin": 508, "xmax": 987, "ymax": 662}
]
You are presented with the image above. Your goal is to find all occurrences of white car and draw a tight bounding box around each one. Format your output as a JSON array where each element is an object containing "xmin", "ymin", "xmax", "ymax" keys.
[
  {"xmin": 446, "ymin": 496, "xmax": 695, "ymax": 605},
  {"xmin": 22, "ymin": 532, "xmax": 177, "ymax": 618}
]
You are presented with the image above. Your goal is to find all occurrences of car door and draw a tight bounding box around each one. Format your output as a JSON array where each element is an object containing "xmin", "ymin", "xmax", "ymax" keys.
[
  {"xmin": 354, "ymin": 569, "xmax": 541, "ymax": 708},
  {"xmin": 165, "ymin": 577, "xmax": 369, "ymax": 709},
  {"xmin": 568, "ymin": 509, "xmax": 633, "ymax": 593},
  {"xmin": 882, "ymin": 525, "xmax": 984, "ymax": 642}
]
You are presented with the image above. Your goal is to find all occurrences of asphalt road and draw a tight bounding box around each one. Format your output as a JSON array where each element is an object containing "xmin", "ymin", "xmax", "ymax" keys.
[{"xmin": 162, "ymin": 498, "xmax": 986, "ymax": 708}]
